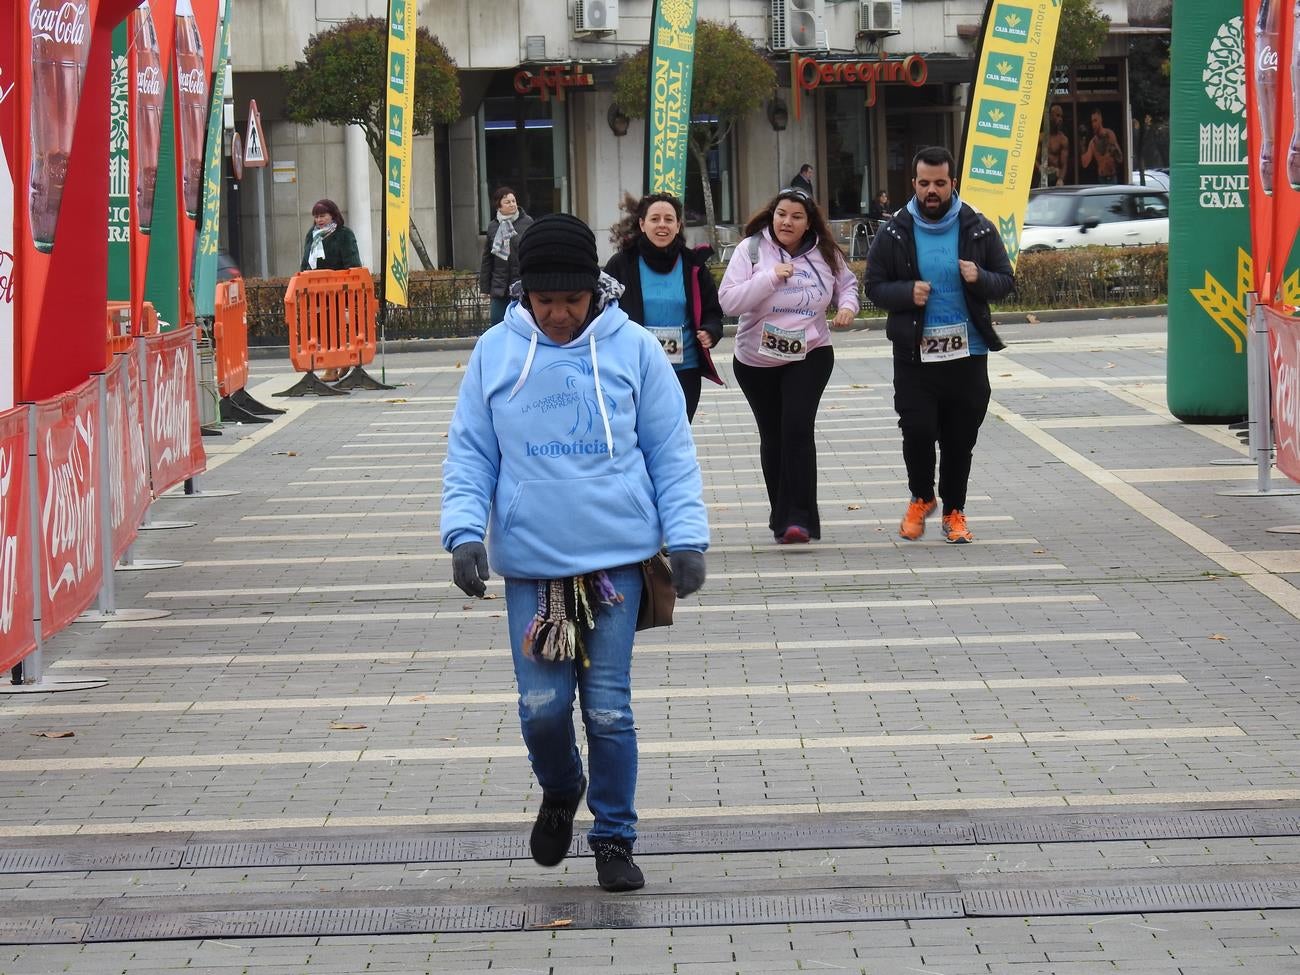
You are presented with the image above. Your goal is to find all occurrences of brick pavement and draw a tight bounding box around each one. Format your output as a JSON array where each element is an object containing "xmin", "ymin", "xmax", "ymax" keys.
[{"xmin": 0, "ymin": 316, "xmax": 1296, "ymax": 972}]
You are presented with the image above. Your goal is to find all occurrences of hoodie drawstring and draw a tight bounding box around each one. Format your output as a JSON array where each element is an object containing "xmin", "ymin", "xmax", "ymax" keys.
[
  {"xmin": 507, "ymin": 330, "xmax": 538, "ymax": 402},
  {"xmin": 589, "ymin": 330, "xmax": 614, "ymax": 457}
]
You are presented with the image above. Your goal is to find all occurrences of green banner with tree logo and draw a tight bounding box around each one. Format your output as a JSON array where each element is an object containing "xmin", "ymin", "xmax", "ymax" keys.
[
  {"xmin": 1167, "ymin": 4, "xmax": 1250, "ymax": 421},
  {"xmin": 643, "ymin": 0, "xmax": 698, "ymax": 197},
  {"xmin": 193, "ymin": 2, "xmax": 231, "ymax": 317}
]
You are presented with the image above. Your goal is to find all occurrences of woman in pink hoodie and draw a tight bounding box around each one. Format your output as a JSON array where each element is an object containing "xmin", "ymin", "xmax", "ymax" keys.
[{"xmin": 719, "ymin": 188, "xmax": 859, "ymax": 544}]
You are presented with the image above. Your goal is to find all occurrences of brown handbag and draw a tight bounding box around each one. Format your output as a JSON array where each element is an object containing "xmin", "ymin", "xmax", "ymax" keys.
[{"xmin": 636, "ymin": 552, "xmax": 675, "ymax": 630}]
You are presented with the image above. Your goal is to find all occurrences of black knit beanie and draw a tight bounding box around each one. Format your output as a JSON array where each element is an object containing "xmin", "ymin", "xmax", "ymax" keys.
[{"xmin": 517, "ymin": 213, "xmax": 600, "ymax": 293}]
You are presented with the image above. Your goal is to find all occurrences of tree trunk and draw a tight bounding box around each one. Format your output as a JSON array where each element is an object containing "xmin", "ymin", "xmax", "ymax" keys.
[
  {"xmin": 408, "ymin": 217, "xmax": 434, "ymax": 270},
  {"xmin": 691, "ymin": 139, "xmax": 719, "ymax": 255},
  {"xmin": 366, "ymin": 129, "xmax": 434, "ymax": 270}
]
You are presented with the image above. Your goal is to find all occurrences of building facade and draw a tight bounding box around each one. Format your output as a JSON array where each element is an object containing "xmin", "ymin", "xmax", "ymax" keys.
[{"xmin": 228, "ymin": 0, "xmax": 1147, "ymax": 276}]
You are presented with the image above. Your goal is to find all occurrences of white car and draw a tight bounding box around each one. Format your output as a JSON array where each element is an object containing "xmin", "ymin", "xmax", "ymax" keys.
[{"xmin": 1019, "ymin": 185, "xmax": 1169, "ymax": 253}]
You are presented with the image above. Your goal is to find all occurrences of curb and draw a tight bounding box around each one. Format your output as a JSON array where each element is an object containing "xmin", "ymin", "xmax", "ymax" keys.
[{"xmin": 247, "ymin": 304, "xmax": 1168, "ymax": 360}]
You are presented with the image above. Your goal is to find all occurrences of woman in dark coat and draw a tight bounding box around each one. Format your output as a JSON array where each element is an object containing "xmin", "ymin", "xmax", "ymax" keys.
[
  {"xmin": 479, "ymin": 186, "xmax": 534, "ymax": 325},
  {"xmin": 300, "ymin": 198, "xmax": 361, "ymax": 272},
  {"xmin": 603, "ymin": 193, "xmax": 724, "ymax": 421},
  {"xmin": 299, "ymin": 198, "xmax": 362, "ymax": 380}
]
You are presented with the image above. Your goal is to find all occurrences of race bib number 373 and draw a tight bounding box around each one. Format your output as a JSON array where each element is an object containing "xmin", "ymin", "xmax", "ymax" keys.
[{"xmin": 649, "ymin": 326, "xmax": 685, "ymax": 364}]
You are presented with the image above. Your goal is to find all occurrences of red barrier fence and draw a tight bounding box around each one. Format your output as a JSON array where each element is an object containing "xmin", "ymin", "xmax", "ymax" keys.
[
  {"xmin": 106, "ymin": 352, "xmax": 151, "ymax": 563},
  {"xmin": 143, "ymin": 327, "xmax": 207, "ymax": 497},
  {"xmin": 284, "ymin": 268, "xmax": 376, "ymax": 374},
  {"xmin": 213, "ymin": 279, "xmax": 248, "ymax": 397},
  {"xmin": 1267, "ymin": 307, "xmax": 1300, "ymax": 484},
  {"xmin": 0, "ymin": 409, "xmax": 36, "ymax": 674},
  {"xmin": 35, "ymin": 379, "xmax": 102, "ymax": 636}
]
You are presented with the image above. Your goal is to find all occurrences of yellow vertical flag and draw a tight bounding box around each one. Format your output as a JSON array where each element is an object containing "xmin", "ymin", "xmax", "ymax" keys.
[
  {"xmin": 384, "ymin": 0, "xmax": 416, "ymax": 306},
  {"xmin": 959, "ymin": 0, "xmax": 1062, "ymax": 267}
]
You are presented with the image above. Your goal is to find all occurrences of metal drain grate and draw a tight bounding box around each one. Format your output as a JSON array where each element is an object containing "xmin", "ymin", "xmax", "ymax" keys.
[
  {"xmin": 965, "ymin": 881, "xmax": 1300, "ymax": 917},
  {"xmin": 622, "ymin": 821, "xmax": 974, "ymax": 856},
  {"xmin": 524, "ymin": 891, "xmax": 964, "ymax": 930},
  {"xmin": 0, "ymin": 916, "xmax": 87, "ymax": 945},
  {"xmin": 975, "ymin": 810, "xmax": 1300, "ymax": 845},
  {"xmin": 85, "ymin": 905, "xmax": 525, "ymax": 942},
  {"xmin": 179, "ymin": 834, "xmax": 529, "ymax": 868},
  {"xmin": 0, "ymin": 847, "xmax": 183, "ymax": 874}
]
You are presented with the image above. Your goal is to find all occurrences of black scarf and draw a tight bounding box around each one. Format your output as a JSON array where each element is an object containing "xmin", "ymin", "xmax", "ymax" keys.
[{"xmin": 635, "ymin": 233, "xmax": 684, "ymax": 274}]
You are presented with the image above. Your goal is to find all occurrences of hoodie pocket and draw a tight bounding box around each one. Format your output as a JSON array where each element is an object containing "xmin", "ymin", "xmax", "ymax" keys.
[{"xmin": 501, "ymin": 474, "xmax": 655, "ymax": 555}]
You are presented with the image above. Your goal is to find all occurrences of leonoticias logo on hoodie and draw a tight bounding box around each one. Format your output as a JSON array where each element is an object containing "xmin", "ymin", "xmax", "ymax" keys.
[{"xmin": 519, "ymin": 360, "xmax": 616, "ymax": 458}]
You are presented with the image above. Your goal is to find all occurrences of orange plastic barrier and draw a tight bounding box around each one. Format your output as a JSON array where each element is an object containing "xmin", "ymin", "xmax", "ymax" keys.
[
  {"xmin": 105, "ymin": 301, "xmax": 160, "ymax": 364},
  {"xmin": 213, "ymin": 279, "xmax": 249, "ymax": 397},
  {"xmin": 283, "ymin": 267, "xmax": 376, "ymax": 374}
]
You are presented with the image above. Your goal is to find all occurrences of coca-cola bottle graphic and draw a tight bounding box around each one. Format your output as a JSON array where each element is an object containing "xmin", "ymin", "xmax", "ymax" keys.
[
  {"xmin": 29, "ymin": 0, "xmax": 93, "ymax": 253},
  {"xmin": 132, "ymin": 1, "xmax": 164, "ymax": 234},
  {"xmin": 174, "ymin": 0, "xmax": 207, "ymax": 221},
  {"xmin": 1257, "ymin": 0, "xmax": 1280, "ymax": 196}
]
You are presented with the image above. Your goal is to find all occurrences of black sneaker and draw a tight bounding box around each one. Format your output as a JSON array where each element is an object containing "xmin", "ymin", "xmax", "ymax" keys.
[
  {"xmin": 529, "ymin": 775, "xmax": 586, "ymax": 867},
  {"xmin": 591, "ymin": 838, "xmax": 645, "ymax": 892}
]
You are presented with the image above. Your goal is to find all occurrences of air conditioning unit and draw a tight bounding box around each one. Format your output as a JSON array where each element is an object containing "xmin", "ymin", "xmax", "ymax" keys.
[
  {"xmin": 859, "ymin": 0, "xmax": 901, "ymax": 34},
  {"xmin": 771, "ymin": 0, "xmax": 825, "ymax": 51},
  {"xmin": 575, "ymin": 0, "xmax": 619, "ymax": 32}
]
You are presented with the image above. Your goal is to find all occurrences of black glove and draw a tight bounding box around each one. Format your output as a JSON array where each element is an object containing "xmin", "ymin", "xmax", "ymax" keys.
[
  {"xmin": 669, "ymin": 550, "xmax": 706, "ymax": 599},
  {"xmin": 452, "ymin": 541, "xmax": 490, "ymax": 597}
]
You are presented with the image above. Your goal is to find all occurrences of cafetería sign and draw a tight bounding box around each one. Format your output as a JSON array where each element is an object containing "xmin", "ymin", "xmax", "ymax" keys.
[
  {"xmin": 791, "ymin": 53, "xmax": 928, "ymax": 121},
  {"xmin": 514, "ymin": 64, "xmax": 595, "ymax": 102}
]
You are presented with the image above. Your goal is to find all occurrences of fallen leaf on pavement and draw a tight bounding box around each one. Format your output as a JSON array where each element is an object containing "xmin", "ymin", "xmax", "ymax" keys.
[
  {"xmin": 847, "ymin": 504, "xmax": 862, "ymax": 511},
  {"xmin": 530, "ymin": 919, "xmax": 573, "ymax": 929},
  {"xmin": 1026, "ymin": 313, "xmax": 1039, "ymax": 324},
  {"xmin": 272, "ymin": 451, "xmax": 298, "ymax": 457},
  {"xmin": 1122, "ymin": 695, "xmax": 1141, "ymax": 702},
  {"xmin": 850, "ymin": 384, "xmax": 868, "ymax": 389},
  {"xmin": 971, "ymin": 734, "xmax": 994, "ymax": 741},
  {"xmin": 408, "ymin": 694, "xmax": 429, "ymax": 702},
  {"xmin": 31, "ymin": 730, "xmax": 74, "ymax": 739},
  {"xmin": 1208, "ymin": 633, "xmax": 1227, "ymax": 641},
  {"xmin": 1103, "ymin": 362, "xmax": 1116, "ymax": 369},
  {"xmin": 329, "ymin": 722, "xmax": 367, "ymax": 731},
  {"xmin": 441, "ymin": 736, "xmax": 459, "ymax": 742},
  {"xmin": 482, "ymin": 592, "xmax": 499, "ymax": 600},
  {"xmin": 385, "ymin": 398, "xmax": 408, "ymax": 404},
  {"xmin": 1032, "ymin": 549, "xmax": 1046, "ymax": 555}
]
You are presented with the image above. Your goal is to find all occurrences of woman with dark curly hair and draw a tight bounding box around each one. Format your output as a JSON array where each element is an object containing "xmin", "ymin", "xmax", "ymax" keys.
[{"xmin": 603, "ymin": 193, "xmax": 723, "ymax": 422}]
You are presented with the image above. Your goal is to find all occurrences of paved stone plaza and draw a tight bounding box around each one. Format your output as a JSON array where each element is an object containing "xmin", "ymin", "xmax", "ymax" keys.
[{"xmin": 0, "ymin": 314, "xmax": 1297, "ymax": 973}]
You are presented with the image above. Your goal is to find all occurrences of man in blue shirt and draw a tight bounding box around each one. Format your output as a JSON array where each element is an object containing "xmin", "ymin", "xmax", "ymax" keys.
[{"xmin": 864, "ymin": 146, "xmax": 1015, "ymax": 544}]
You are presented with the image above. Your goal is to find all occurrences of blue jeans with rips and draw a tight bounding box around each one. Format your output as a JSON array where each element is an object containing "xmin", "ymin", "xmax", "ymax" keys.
[{"xmin": 504, "ymin": 562, "xmax": 643, "ymax": 844}]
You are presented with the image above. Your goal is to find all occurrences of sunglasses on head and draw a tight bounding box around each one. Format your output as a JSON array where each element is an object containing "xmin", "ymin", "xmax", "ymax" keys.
[{"xmin": 778, "ymin": 187, "xmax": 812, "ymax": 203}]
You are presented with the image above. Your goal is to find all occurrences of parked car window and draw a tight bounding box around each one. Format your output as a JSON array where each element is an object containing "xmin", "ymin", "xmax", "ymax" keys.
[
  {"xmin": 1024, "ymin": 194, "xmax": 1077, "ymax": 226},
  {"xmin": 1135, "ymin": 194, "xmax": 1169, "ymax": 219},
  {"xmin": 1076, "ymin": 194, "xmax": 1133, "ymax": 224}
]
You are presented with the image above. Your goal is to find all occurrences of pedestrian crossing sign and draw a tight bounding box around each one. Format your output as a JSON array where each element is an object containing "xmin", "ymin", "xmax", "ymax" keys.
[{"xmin": 244, "ymin": 99, "xmax": 268, "ymax": 168}]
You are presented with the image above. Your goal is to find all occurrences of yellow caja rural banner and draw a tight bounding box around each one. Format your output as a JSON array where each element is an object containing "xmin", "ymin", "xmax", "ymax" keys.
[
  {"xmin": 384, "ymin": 0, "xmax": 416, "ymax": 306},
  {"xmin": 958, "ymin": 0, "xmax": 1062, "ymax": 266}
]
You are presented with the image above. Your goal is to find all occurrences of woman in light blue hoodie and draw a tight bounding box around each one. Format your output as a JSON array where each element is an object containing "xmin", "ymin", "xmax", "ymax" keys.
[{"xmin": 441, "ymin": 214, "xmax": 709, "ymax": 893}]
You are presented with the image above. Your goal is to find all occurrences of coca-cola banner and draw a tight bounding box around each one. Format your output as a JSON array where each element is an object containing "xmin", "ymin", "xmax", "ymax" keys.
[
  {"xmin": 130, "ymin": 0, "xmax": 175, "ymax": 329},
  {"xmin": 35, "ymin": 377, "xmax": 102, "ymax": 636},
  {"xmin": 0, "ymin": 407, "xmax": 36, "ymax": 674},
  {"xmin": 1266, "ymin": 0, "xmax": 1300, "ymax": 295},
  {"xmin": 1, "ymin": 10, "xmax": 16, "ymax": 411},
  {"xmin": 1268, "ymin": 307, "xmax": 1300, "ymax": 482},
  {"xmin": 143, "ymin": 326, "xmax": 204, "ymax": 495},
  {"xmin": 170, "ymin": 0, "xmax": 218, "ymax": 328},
  {"xmin": 105, "ymin": 350, "xmax": 148, "ymax": 562},
  {"xmin": 1245, "ymin": 0, "xmax": 1276, "ymax": 295},
  {"xmin": 16, "ymin": 0, "xmax": 158, "ymax": 404}
]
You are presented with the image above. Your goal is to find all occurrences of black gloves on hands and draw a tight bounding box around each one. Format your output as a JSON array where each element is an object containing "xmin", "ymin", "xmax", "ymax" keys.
[
  {"xmin": 669, "ymin": 550, "xmax": 706, "ymax": 599},
  {"xmin": 452, "ymin": 542, "xmax": 490, "ymax": 597}
]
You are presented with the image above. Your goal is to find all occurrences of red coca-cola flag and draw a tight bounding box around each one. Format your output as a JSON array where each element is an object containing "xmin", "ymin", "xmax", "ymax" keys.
[
  {"xmin": 1267, "ymin": 306, "xmax": 1300, "ymax": 481},
  {"xmin": 1247, "ymin": 0, "xmax": 1277, "ymax": 298},
  {"xmin": 1, "ymin": 10, "xmax": 17, "ymax": 410},
  {"xmin": 35, "ymin": 377, "xmax": 102, "ymax": 636},
  {"xmin": 15, "ymin": 0, "xmax": 154, "ymax": 404},
  {"xmin": 1269, "ymin": 0, "xmax": 1300, "ymax": 300},
  {"xmin": 171, "ymin": 0, "xmax": 218, "ymax": 328},
  {"xmin": 129, "ymin": 0, "xmax": 176, "ymax": 333},
  {"xmin": 143, "ymin": 326, "xmax": 204, "ymax": 495},
  {"xmin": 105, "ymin": 350, "xmax": 148, "ymax": 562},
  {"xmin": 0, "ymin": 406, "xmax": 36, "ymax": 673}
]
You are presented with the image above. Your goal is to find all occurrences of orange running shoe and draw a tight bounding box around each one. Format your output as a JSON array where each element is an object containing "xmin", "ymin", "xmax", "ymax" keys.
[
  {"xmin": 898, "ymin": 497, "xmax": 937, "ymax": 540},
  {"xmin": 942, "ymin": 509, "xmax": 974, "ymax": 544}
]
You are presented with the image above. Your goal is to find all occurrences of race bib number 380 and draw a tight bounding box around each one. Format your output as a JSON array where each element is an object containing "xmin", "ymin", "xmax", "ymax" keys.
[
  {"xmin": 920, "ymin": 322, "xmax": 970, "ymax": 363},
  {"xmin": 758, "ymin": 322, "xmax": 806, "ymax": 361}
]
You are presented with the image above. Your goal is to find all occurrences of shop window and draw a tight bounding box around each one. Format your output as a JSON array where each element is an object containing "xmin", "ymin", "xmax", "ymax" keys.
[
  {"xmin": 478, "ymin": 95, "xmax": 569, "ymax": 229},
  {"xmin": 823, "ymin": 89, "xmax": 874, "ymax": 220},
  {"xmin": 683, "ymin": 120, "xmax": 734, "ymax": 227}
]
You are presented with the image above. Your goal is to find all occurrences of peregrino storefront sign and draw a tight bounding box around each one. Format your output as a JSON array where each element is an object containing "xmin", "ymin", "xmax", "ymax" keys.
[
  {"xmin": 513, "ymin": 64, "xmax": 595, "ymax": 102},
  {"xmin": 791, "ymin": 53, "xmax": 928, "ymax": 121}
]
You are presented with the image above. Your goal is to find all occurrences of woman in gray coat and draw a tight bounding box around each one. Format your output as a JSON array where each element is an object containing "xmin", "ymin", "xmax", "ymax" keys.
[{"xmin": 479, "ymin": 186, "xmax": 534, "ymax": 325}]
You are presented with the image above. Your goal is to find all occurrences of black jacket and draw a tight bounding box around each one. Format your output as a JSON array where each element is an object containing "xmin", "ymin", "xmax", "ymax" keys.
[
  {"xmin": 604, "ymin": 241, "xmax": 725, "ymax": 385},
  {"xmin": 864, "ymin": 202, "xmax": 1014, "ymax": 364},
  {"xmin": 479, "ymin": 211, "xmax": 534, "ymax": 298},
  {"xmin": 300, "ymin": 225, "xmax": 361, "ymax": 272}
]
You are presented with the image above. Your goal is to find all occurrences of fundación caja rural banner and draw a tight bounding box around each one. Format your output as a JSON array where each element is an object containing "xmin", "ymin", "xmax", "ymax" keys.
[
  {"xmin": 957, "ymin": 0, "xmax": 1062, "ymax": 267},
  {"xmin": 643, "ymin": 0, "xmax": 698, "ymax": 198},
  {"xmin": 385, "ymin": 0, "xmax": 416, "ymax": 307}
]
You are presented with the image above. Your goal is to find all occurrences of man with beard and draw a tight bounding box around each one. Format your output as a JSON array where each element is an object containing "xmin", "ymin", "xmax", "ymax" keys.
[{"xmin": 863, "ymin": 146, "xmax": 1015, "ymax": 544}]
